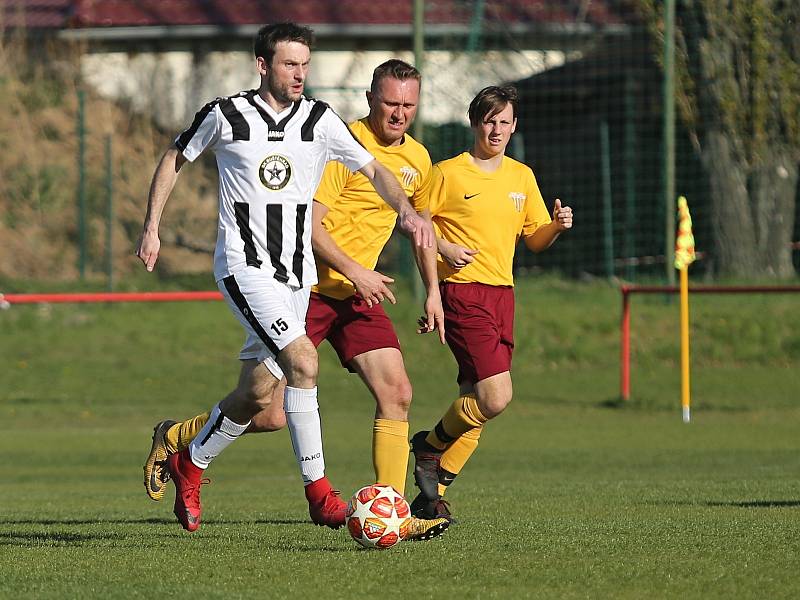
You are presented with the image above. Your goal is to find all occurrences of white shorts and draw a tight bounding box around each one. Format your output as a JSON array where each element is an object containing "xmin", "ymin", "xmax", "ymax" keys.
[{"xmin": 218, "ymin": 267, "xmax": 311, "ymax": 380}]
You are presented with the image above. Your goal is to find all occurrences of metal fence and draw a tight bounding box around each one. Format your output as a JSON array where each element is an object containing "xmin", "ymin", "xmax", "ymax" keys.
[{"xmin": 2, "ymin": 1, "xmax": 798, "ymax": 286}]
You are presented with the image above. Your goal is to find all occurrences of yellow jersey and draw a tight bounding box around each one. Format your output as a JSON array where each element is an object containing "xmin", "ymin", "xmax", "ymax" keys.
[
  {"xmin": 429, "ymin": 152, "xmax": 551, "ymax": 286},
  {"xmin": 312, "ymin": 119, "xmax": 432, "ymax": 299}
]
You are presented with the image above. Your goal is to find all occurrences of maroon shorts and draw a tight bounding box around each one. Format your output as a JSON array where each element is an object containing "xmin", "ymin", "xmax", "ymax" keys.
[
  {"xmin": 440, "ymin": 282, "xmax": 515, "ymax": 385},
  {"xmin": 306, "ymin": 292, "xmax": 401, "ymax": 371}
]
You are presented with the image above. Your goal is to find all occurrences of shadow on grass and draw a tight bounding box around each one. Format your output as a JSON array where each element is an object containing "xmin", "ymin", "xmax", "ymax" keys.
[
  {"xmin": 0, "ymin": 520, "xmax": 352, "ymax": 552},
  {"xmin": 648, "ymin": 499, "xmax": 800, "ymax": 508},
  {"xmin": 704, "ymin": 500, "xmax": 800, "ymax": 508},
  {"xmin": 0, "ymin": 517, "xmax": 307, "ymax": 526},
  {"xmin": 0, "ymin": 530, "xmax": 124, "ymax": 547},
  {"xmin": 597, "ymin": 396, "xmax": 759, "ymax": 413}
]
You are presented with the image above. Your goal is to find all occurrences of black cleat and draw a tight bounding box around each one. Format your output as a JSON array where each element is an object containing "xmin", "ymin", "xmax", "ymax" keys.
[
  {"xmin": 410, "ymin": 492, "xmax": 456, "ymax": 523},
  {"xmin": 410, "ymin": 431, "xmax": 443, "ymax": 501}
]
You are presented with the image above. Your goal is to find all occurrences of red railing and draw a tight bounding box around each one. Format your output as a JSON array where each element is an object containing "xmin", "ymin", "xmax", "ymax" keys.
[
  {"xmin": 620, "ymin": 284, "xmax": 800, "ymax": 400},
  {"xmin": 1, "ymin": 291, "xmax": 223, "ymax": 306}
]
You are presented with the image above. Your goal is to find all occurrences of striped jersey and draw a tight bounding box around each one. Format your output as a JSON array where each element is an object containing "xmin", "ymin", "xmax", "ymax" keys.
[{"xmin": 175, "ymin": 90, "xmax": 375, "ymax": 286}]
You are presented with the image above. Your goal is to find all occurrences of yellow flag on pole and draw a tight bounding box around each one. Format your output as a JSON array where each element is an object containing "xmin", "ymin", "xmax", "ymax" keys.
[
  {"xmin": 674, "ymin": 196, "xmax": 694, "ymax": 422},
  {"xmin": 674, "ymin": 196, "xmax": 696, "ymax": 270}
]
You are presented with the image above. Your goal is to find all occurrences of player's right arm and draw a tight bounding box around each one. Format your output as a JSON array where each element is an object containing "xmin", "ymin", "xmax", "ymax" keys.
[
  {"xmin": 427, "ymin": 164, "xmax": 478, "ymax": 271},
  {"xmin": 437, "ymin": 237, "xmax": 479, "ymax": 270},
  {"xmin": 311, "ymin": 201, "xmax": 396, "ymax": 307},
  {"xmin": 136, "ymin": 146, "xmax": 188, "ymax": 272}
]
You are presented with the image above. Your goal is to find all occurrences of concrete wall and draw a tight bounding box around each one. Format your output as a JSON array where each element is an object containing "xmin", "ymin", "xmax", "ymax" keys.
[{"xmin": 80, "ymin": 47, "xmax": 565, "ymax": 131}]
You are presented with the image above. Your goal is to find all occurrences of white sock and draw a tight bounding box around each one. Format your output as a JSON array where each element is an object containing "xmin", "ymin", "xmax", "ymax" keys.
[
  {"xmin": 284, "ymin": 386, "xmax": 325, "ymax": 484},
  {"xmin": 188, "ymin": 404, "xmax": 249, "ymax": 469}
]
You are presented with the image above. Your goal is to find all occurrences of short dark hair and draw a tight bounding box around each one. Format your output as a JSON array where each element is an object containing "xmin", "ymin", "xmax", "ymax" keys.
[
  {"xmin": 467, "ymin": 85, "xmax": 519, "ymax": 127},
  {"xmin": 253, "ymin": 22, "xmax": 314, "ymax": 64},
  {"xmin": 370, "ymin": 59, "xmax": 421, "ymax": 95}
]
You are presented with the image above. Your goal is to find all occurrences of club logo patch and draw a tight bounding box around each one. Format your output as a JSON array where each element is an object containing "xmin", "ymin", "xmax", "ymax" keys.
[
  {"xmin": 399, "ymin": 166, "xmax": 419, "ymax": 188},
  {"xmin": 259, "ymin": 154, "xmax": 292, "ymax": 190},
  {"xmin": 509, "ymin": 192, "xmax": 526, "ymax": 212}
]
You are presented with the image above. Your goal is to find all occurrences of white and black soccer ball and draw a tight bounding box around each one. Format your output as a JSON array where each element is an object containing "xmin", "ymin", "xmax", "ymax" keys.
[{"xmin": 346, "ymin": 484, "xmax": 411, "ymax": 549}]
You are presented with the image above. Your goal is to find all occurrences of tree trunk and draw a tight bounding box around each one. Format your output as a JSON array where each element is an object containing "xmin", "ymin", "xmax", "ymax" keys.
[
  {"xmin": 703, "ymin": 130, "xmax": 758, "ymax": 276},
  {"xmin": 751, "ymin": 151, "xmax": 798, "ymax": 278},
  {"xmin": 704, "ymin": 132, "xmax": 798, "ymax": 278}
]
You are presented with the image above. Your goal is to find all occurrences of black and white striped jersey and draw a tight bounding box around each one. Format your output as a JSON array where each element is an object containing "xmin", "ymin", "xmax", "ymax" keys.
[{"xmin": 176, "ymin": 90, "xmax": 375, "ymax": 287}]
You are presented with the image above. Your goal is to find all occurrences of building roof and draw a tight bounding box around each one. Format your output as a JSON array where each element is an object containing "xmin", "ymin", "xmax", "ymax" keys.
[
  {"xmin": 2, "ymin": 0, "xmax": 72, "ymax": 28},
  {"xmin": 3, "ymin": 0, "xmax": 630, "ymax": 30}
]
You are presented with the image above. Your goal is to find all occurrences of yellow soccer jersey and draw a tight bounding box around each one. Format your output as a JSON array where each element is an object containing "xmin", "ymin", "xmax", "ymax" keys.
[
  {"xmin": 313, "ymin": 119, "xmax": 432, "ymax": 299},
  {"xmin": 429, "ymin": 152, "xmax": 551, "ymax": 286}
]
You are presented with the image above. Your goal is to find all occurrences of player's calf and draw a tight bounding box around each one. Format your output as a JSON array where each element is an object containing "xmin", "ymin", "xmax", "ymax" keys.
[{"xmin": 410, "ymin": 430, "xmax": 443, "ymax": 501}]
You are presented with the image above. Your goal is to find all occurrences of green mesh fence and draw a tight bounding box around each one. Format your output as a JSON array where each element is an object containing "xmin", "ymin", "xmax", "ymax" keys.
[
  {"xmin": 4, "ymin": 2, "xmax": 797, "ymax": 286},
  {"xmin": 416, "ymin": 1, "xmax": 676, "ymax": 282},
  {"xmin": 414, "ymin": 1, "xmax": 799, "ymax": 282},
  {"xmin": 370, "ymin": 2, "xmax": 675, "ymax": 283}
]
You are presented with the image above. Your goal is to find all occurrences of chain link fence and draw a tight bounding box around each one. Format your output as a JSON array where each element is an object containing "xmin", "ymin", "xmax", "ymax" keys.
[{"xmin": 2, "ymin": 1, "xmax": 798, "ymax": 286}]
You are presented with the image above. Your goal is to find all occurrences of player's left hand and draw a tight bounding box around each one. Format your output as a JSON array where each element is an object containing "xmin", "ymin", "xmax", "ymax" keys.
[
  {"xmin": 399, "ymin": 210, "xmax": 434, "ymax": 248},
  {"xmin": 416, "ymin": 292, "xmax": 446, "ymax": 343},
  {"xmin": 552, "ymin": 198, "xmax": 573, "ymax": 231}
]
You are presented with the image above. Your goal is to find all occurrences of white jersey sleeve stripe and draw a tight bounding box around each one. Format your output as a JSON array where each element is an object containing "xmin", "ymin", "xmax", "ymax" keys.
[
  {"xmin": 300, "ymin": 102, "xmax": 328, "ymax": 141},
  {"xmin": 321, "ymin": 109, "xmax": 374, "ymax": 172},
  {"xmin": 175, "ymin": 99, "xmax": 220, "ymax": 158},
  {"xmin": 218, "ymin": 98, "xmax": 250, "ymax": 141}
]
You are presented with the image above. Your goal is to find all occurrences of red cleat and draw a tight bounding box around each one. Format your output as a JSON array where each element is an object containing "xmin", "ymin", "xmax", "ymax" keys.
[
  {"xmin": 305, "ymin": 477, "xmax": 347, "ymax": 529},
  {"xmin": 167, "ymin": 449, "xmax": 207, "ymax": 532}
]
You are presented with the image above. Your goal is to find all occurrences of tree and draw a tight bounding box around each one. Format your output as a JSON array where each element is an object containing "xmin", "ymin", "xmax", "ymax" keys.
[{"xmin": 636, "ymin": 0, "xmax": 800, "ymax": 278}]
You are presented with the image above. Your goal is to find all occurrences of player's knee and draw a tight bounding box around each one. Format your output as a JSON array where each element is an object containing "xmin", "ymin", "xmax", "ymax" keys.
[
  {"xmin": 376, "ymin": 379, "xmax": 412, "ymax": 418},
  {"xmin": 479, "ymin": 393, "xmax": 512, "ymax": 420},
  {"xmin": 392, "ymin": 379, "xmax": 413, "ymax": 414},
  {"xmin": 287, "ymin": 351, "xmax": 318, "ymax": 385},
  {"xmin": 279, "ymin": 338, "xmax": 318, "ymax": 387}
]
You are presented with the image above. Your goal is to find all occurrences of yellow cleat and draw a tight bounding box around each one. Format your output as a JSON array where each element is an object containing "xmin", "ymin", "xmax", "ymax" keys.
[
  {"xmin": 402, "ymin": 516, "xmax": 450, "ymax": 542},
  {"xmin": 143, "ymin": 420, "xmax": 176, "ymax": 501}
]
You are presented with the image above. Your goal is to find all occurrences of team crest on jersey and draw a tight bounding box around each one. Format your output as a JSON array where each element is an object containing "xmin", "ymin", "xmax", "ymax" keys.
[
  {"xmin": 400, "ymin": 166, "xmax": 419, "ymax": 188},
  {"xmin": 509, "ymin": 192, "xmax": 526, "ymax": 212},
  {"xmin": 259, "ymin": 155, "xmax": 292, "ymax": 190}
]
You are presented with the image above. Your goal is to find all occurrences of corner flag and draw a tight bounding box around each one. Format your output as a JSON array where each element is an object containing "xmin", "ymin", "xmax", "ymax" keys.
[
  {"xmin": 674, "ymin": 196, "xmax": 695, "ymax": 423},
  {"xmin": 674, "ymin": 196, "xmax": 696, "ymax": 270}
]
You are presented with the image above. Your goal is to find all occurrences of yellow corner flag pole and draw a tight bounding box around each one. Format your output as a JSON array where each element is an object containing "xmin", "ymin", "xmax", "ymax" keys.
[
  {"xmin": 679, "ymin": 266, "xmax": 690, "ymax": 422},
  {"xmin": 674, "ymin": 196, "xmax": 696, "ymax": 423}
]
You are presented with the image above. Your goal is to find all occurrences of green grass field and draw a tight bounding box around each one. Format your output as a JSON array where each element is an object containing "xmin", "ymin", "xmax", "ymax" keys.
[{"xmin": 1, "ymin": 278, "xmax": 798, "ymax": 598}]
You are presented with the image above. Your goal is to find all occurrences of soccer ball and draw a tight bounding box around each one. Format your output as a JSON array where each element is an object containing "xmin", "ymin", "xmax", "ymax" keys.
[{"xmin": 346, "ymin": 484, "xmax": 411, "ymax": 549}]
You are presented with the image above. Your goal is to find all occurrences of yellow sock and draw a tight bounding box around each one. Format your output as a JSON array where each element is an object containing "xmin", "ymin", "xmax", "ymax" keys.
[
  {"xmin": 426, "ymin": 394, "xmax": 487, "ymax": 450},
  {"xmin": 166, "ymin": 411, "xmax": 211, "ymax": 453},
  {"xmin": 438, "ymin": 426, "xmax": 482, "ymax": 496},
  {"xmin": 373, "ymin": 418, "xmax": 410, "ymax": 495}
]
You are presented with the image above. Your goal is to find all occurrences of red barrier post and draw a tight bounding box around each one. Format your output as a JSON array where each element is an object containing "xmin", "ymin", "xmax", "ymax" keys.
[{"xmin": 620, "ymin": 286, "xmax": 631, "ymax": 401}]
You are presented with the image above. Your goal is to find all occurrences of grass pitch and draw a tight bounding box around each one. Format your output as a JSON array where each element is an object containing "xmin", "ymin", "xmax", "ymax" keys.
[{"xmin": 1, "ymin": 278, "xmax": 798, "ymax": 598}]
